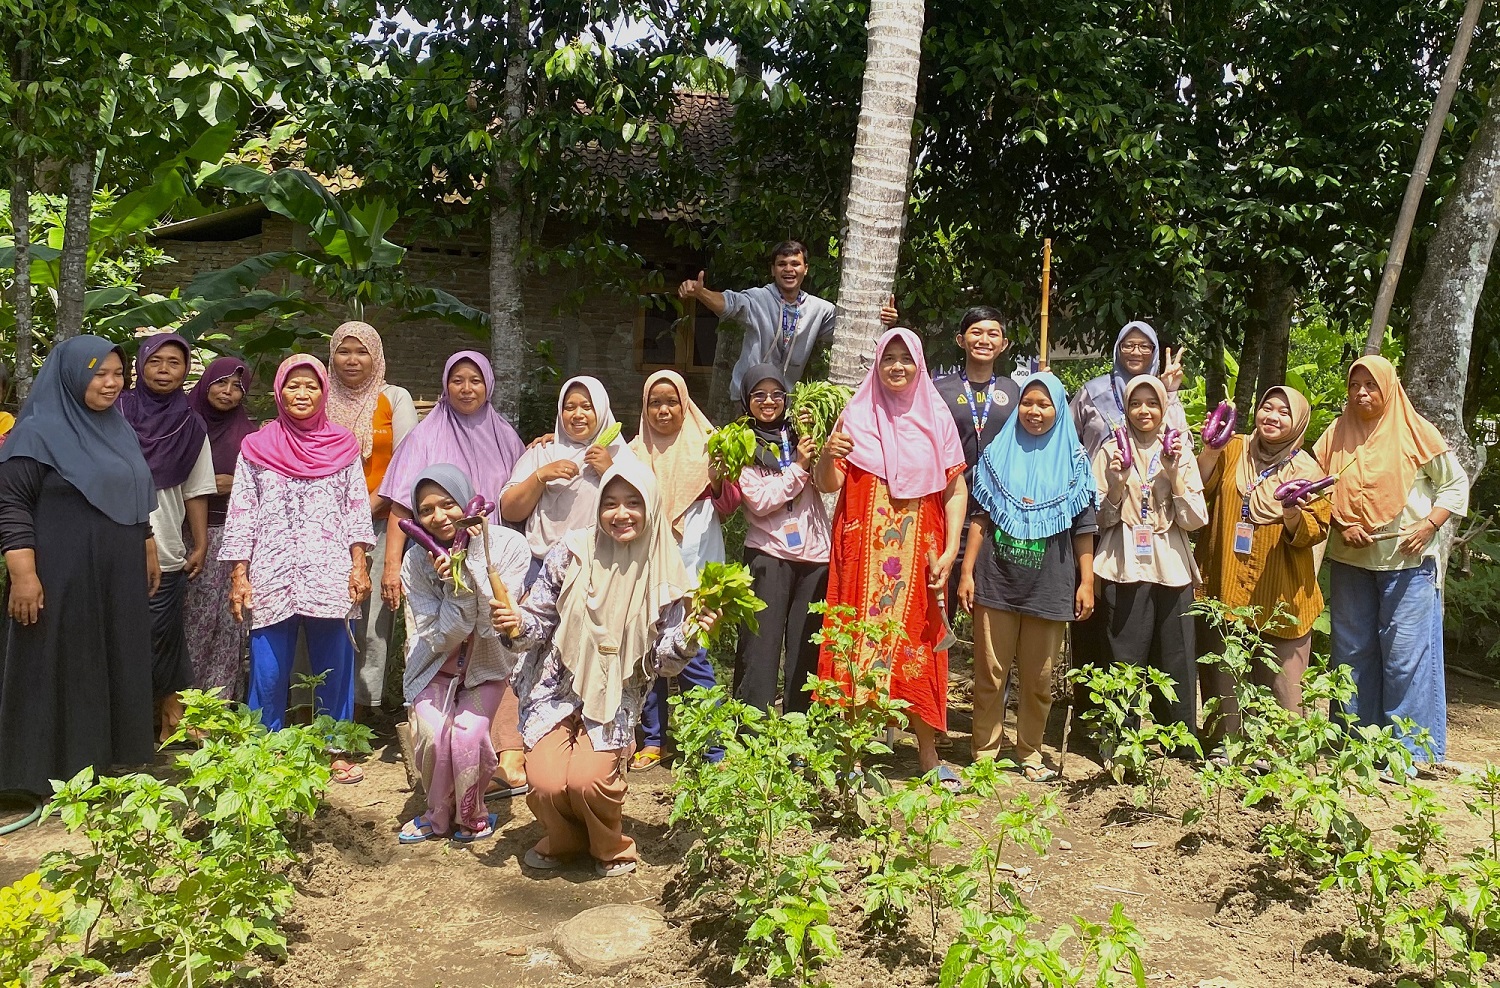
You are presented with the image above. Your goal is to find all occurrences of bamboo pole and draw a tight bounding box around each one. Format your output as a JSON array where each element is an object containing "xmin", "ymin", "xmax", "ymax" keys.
[
  {"xmin": 1364, "ymin": 0, "xmax": 1485, "ymax": 355},
  {"xmin": 1039, "ymin": 238, "xmax": 1052, "ymax": 369}
]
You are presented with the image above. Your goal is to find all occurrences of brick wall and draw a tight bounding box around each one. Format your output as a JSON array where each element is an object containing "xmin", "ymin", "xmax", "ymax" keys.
[{"xmin": 142, "ymin": 214, "xmax": 714, "ymax": 436}]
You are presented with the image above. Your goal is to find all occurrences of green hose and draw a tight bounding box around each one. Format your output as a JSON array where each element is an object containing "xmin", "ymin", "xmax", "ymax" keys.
[{"xmin": 0, "ymin": 790, "xmax": 43, "ymax": 836}]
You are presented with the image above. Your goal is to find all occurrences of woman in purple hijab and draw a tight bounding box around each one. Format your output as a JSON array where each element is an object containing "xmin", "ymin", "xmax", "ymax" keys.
[
  {"xmin": 181, "ymin": 356, "xmax": 257, "ymax": 698},
  {"xmin": 376, "ymin": 350, "xmax": 528, "ymax": 795},
  {"xmin": 116, "ymin": 333, "xmax": 217, "ymax": 739}
]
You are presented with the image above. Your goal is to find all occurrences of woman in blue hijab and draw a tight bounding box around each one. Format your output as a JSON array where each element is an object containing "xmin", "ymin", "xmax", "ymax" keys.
[
  {"xmin": 959, "ymin": 372, "xmax": 1097, "ymax": 781},
  {"xmin": 0, "ymin": 336, "xmax": 158, "ymax": 795}
]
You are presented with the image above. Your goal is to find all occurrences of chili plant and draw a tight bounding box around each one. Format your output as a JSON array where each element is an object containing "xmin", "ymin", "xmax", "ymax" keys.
[
  {"xmin": 1068, "ymin": 663, "xmax": 1200, "ymax": 813},
  {"xmin": 40, "ymin": 689, "xmax": 370, "ymax": 988},
  {"xmin": 939, "ymin": 901, "xmax": 1149, "ymax": 988}
]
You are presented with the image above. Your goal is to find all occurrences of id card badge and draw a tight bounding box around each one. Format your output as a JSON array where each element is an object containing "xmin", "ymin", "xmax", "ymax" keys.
[
  {"xmin": 1233, "ymin": 521, "xmax": 1255, "ymax": 556},
  {"xmin": 1132, "ymin": 524, "xmax": 1154, "ymax": 558},
  {"xmin": 783, "ymin": 516, "xmax": 804, "ymax": 549}
]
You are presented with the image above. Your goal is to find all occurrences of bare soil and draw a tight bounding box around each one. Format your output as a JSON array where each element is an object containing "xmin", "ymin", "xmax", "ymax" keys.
[{"xmin": 5, "ymin": 669, "xmax": 1500, "ymax": 988}]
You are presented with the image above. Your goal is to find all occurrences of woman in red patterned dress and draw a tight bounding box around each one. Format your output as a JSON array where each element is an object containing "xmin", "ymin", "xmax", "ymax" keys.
[{"xmin": 813, "ymin": 328, "xmax": 969, "ymax": 780}]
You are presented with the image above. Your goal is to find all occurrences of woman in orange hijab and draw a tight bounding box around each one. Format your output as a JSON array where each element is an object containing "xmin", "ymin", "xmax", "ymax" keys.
[{"xmin": 1314, "ymin": 356, "xmax": 1468, "ymax": 764}]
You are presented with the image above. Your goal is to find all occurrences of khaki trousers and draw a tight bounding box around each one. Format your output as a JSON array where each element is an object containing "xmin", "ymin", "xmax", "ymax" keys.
[
  {"xmin": 525, "ymin": 715, "xmax": 636, "ymax": 864},
  {"xmin": 972, "ymin": 606, "xmax": 1064, "ymax": 766}
]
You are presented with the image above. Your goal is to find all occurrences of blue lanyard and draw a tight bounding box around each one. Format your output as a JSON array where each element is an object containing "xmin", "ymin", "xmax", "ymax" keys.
[
  {"xmin": 778, "ymin": 427, "xmax": 792, "ymax": 469},
  {"xmin": 1131, "ymin": 448, "xmax": 1162, "ymax": 522},
  {"xmin": 778, "ymin": 294, "xmax": 806, "ymax": 351},
  {"xmin": 961, "ymin": 372, "xmax": 997, "ymax": 438},
  {"xmin": 1241, "ymin": 455, "xmax": 1297, "ymax": 520}
]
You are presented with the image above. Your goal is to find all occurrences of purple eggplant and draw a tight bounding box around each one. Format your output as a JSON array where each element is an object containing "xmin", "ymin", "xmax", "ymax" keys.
[
  {"xmin": 399, "ymin": 516, "xmax": 449, "ymax": 559},
  {"xmin": 1276, "ymin": 475, "xmax": 1336, "ymax": 505},
  {"xmin": 1162, "ymin": 427, "xmax": 1182, "ymax": 460},
  {"xmin": 1201, "ymin": 401, "xmax": 1237, "ymax": 449},
  {"xmin": 1113, "ymin": 426, "xmax": 1133, "ymax": 471}
]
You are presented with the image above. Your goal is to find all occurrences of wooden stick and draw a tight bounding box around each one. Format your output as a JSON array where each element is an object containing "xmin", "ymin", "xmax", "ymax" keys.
[{"xmin": 1039, "ymin": 238, "xmax": 1052, "ymax": 370}]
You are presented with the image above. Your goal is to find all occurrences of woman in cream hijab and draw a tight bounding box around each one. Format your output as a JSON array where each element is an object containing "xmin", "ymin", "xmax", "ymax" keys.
[
  {"xmin": 491, "ymin": 459, "xmax": 720, "ymax": 877},
  {"xmin": 1315, "ymin": 356, "xmax": 1468, "ymax": 764}
]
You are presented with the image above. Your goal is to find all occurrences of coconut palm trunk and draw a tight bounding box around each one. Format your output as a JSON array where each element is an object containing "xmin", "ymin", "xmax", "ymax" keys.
[{"xmin": 828, "ymin": 0, "xmax": 925, "ymax": 386}]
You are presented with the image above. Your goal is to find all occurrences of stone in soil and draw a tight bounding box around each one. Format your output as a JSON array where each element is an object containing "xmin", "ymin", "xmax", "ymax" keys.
[{"xmin": 553, "ymin": 903, "xmax": 668, "ymax": 975}]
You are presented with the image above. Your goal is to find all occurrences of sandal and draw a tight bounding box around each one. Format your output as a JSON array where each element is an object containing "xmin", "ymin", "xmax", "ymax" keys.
[
  {"xmin": 452, "ymin": 813, "xmax": 500, "ymax": 843},
  {"xmin": 524, "ymin": 847, "xmax": 564, "ymax": 870},
  {"xmin": 933, "ymin": 764, "xmax": 963, "ymax": 793},
  {"xmin": 331, "ymin": 759, "xmax": 365, "ymax": 785},
  {"xmin": 595, "ymin": 858, "xmax": 637, "ymax": 878},
  {"xmin": 398, "ymin": 815, "xmax": 446, "ymax": 844},
  {"xmin": 485, "ymin": 779, "xmax": 531, "ymax": 800},
  {"xmin": 1022, "ymin": 763, "xmax": 1059, "ymax": 783},
  {"xmin": 630, "ymin": 748, "xmax": 663, "ymax": 772}
]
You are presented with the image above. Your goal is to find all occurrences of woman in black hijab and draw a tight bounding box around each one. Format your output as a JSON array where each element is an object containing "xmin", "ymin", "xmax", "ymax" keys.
[{"xmin": 0, "ymin": 336, "xmax": 159, "ymax": 796}]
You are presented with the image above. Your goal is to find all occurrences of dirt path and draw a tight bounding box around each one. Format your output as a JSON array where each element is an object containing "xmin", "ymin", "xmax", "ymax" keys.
[{"xmin": 5, "ymin": 673, "xmax": 1500, "ymax": 988}]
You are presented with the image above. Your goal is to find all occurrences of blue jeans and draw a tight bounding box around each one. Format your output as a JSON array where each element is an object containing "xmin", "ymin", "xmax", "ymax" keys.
[
  {"xmin": 248, "ymin": 615, "xmax": 356, "ymax": 731},
  {"xmin": 1330, "ymin": 559, "xmax": 1447, "ymax": 761},
  {"xmin": 639, "ymin": 648, "xmax": 718, "ymax": 752}
]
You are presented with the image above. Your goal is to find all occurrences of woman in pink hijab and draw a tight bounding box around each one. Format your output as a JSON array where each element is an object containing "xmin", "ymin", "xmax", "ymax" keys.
[
  {"xmin": 812, "ymin": 328, "xmax": 969, "ymax": 784},
  {"xmin": 219, "ymin": 355, "xmax": 375, "ymax": 781}
]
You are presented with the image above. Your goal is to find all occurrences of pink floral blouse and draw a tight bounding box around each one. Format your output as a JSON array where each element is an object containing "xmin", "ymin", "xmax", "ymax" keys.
[{"xmin": 218, "ymin": 457, "xmax": 375, "ymax": 630}]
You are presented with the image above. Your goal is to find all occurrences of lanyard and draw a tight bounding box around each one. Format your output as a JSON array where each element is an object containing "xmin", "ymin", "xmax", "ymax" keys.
[
  {"xmin": 778, "ymin": 427, "xmax": 793, "ymax": 469},
  {"xmin": 961, "ymin": 372, "xmax": 997, "ymax": 438},
  {"xmin": 1130, "ymin": 447, "xmax": 1162, "ymax": 522},
  {"xmin": 778, "ymin": 293, "xmax": 806, "ymax": 352},
  {"xmin": 1240, "ymin": 455, "xmax": 1298, "ymax": 520}
]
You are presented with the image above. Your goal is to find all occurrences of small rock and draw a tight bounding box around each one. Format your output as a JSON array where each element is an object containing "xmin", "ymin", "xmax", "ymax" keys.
[
  {"xmin": 1131, "ymin": 840, "xmax": 1157, "ymax": 850},
  {"xmin": 554, "ymin": 903, "xmax": 668, "ymax": 975},
  {"xmin": 1057, "ymin": 839, "xmax": 1073, "ymax": 851}
]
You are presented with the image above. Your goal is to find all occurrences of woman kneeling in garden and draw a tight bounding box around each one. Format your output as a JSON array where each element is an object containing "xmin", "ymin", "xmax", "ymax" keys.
[
  {"xmin": 399, "ymin": 464, "xmax": 530, "ymax": 844},
  {"xmin": 491, "ymin": 460, "xmax": 720, "ymax": 877}
]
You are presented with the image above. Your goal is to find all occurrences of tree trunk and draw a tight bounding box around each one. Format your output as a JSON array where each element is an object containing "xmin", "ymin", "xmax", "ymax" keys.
[
  {"xmin": 1232, "ymin": 312, "xmax": 1265, "ymax": 419},
  {"xmin": 1253, "ymin": 260, "xmax": 1295, "ymax": 396},
  {"xmin": 1403, "ymin": 77, "xmax": 1500, "ymax": 480},
  {"xmin": 11, "ymin": 166, "xmax": 32, "ymax": 401},
  {"xmin": 55, "ymin": 158, "xmax": 95, "ymax": 342},
  {"xmin": 487, "ymin": 0, "xmax": 530, "ymax": 423},
  {"xmin": 828, "ymin": 0, "xmax": 926, "ymax": 386}
]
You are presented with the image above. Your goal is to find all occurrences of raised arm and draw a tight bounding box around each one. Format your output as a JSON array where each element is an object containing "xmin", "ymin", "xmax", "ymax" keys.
[{"xmin": 677, "ymin": 270, "xmax": 727, "ymax": 317}]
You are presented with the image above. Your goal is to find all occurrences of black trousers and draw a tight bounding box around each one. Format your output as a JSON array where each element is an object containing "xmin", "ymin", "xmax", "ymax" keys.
[
  {"xmin": 733, "ymin": 548, "xmax": 830, "ymax": 715},
  {"xmin": 1098, "ymin": 580, "xmax": 1197, "ymax": 732},
  {"xmin": 149, "ymin": 569, "xmax": 193, "ymax": 700}
]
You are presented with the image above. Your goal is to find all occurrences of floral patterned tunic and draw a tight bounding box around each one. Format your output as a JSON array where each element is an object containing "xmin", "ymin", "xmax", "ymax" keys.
[
  {"xmin": 218, "ymin": 457, "xmax": 375, "ymax": 630},
  {"xmin": 817, "ymin": 462, "xmax": 964, "ymax": 732},
  {"xmin": 508, "ymin": 541, "xmax": 696, "ymax": 751}
]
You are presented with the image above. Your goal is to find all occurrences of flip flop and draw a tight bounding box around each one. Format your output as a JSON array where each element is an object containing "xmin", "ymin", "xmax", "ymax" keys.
[
  {"xmin": 452, "ymin": 813, "xmax": 500, "ymax": 843},
  {"xmin": 630, "ymin": 749, "xmax": 663, "ymax": 772},
  {"xmin": 524, "ymin": 847, "xmax": 564, "ymax": 870},
  {"xmin": 485, "ymin": 780, "xmax": 531, "ymax": 800},
  {"xmin": 331, "ymin": 761, "xmax": 365, "ymax": 785},
  {"xmin": 1022, "ymin": 764, "xmax": 1059, "ymax": 783},
  {"xmin": 933, "ymin": 764, "xmax": 963, "ymax": 793},
  {"xmin": 398, "ymin": 815, "xmax": 445, "ymax": 844}
]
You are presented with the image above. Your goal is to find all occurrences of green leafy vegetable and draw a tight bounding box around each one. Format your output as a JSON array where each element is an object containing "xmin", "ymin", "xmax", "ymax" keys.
[
  {"xmin": 689, "ymin": 561, "xmax": 767, "ymax": 647},
  {"xmin": 789, "ymin": 381, "xmax": 853, "ymax": 450},
  {"xmin": 707, "ymin": 418, "xmax": 760, "ymax": 482}
]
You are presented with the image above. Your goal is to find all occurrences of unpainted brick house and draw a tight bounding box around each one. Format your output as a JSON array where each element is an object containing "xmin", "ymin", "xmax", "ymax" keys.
[{"xmin": 139, "ymin": 95, "xmax": 733, "ymax": 431}]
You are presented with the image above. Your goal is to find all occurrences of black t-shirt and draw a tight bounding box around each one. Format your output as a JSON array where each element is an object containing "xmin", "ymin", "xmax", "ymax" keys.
[
  {"xmin": 933, "ymin": 371, "xmax": 1021, "ymax": 491},
  {"xmin": 971, "ymin": 506, "xmax": 1098, "ymax": 623}
]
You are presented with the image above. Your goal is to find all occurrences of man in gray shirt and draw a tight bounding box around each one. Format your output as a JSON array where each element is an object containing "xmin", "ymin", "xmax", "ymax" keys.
[{"xmin": 677, "ymin": 240, "xmax": 838, "ymax": 401}]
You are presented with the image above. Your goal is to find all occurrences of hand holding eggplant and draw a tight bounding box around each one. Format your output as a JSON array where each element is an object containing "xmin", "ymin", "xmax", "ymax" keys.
[
  {"xmin": 1274, "ymin": 475, "xmax": 1336, "ymax": 508},
  {"xmin": 1161, "ymin": 426, "xmax": 1184, "ymax": 465},
  {"xmin": 1201, "ymin": 401, "xmax": 1237, "ymax": 449}
]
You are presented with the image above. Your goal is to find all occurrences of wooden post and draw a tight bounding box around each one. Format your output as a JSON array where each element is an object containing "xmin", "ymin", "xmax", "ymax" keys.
[
  {"xmin": 1039, "ymin": 238, "xmax": 1052, "ymax": 370},
  {"xmin": 1364, "ymin": 0, "xmax": 1485, "ymax": 354}
]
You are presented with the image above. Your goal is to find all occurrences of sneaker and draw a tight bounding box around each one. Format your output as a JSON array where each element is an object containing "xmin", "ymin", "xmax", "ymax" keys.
[{"xmin": 595, "ymin": 858, "xmax": 637, "ymax": 878}]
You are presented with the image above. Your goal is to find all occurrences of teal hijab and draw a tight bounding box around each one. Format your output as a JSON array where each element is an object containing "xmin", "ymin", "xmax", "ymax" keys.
[{"xmin": 971, "ymin": 372, "xmax": 1095, "ymax": 541}]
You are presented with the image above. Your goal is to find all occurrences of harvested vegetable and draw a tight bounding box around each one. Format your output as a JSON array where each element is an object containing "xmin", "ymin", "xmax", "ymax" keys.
[
  {"xmin": 706, "ymin": 418, "xmax": 759, "ymax": 482},
  {"xmin": 399, "ymin": 515, "xmax": 473, "ymax": 596},
  {"xmin": 1275, "ymin": 475, "xmax": 1335, "ymax": 504},
  {"xmin": 1113, "ymin": 426, "xmax": 1133, "ymax": 471},
  {"xmin": 1161, "ymin": 427, "xmax": 1182, "ymax": 461},
  {"xmin": 688, "ymin": 561, "xmax": 767, "ymax": 648},
  {"xmin": 594, "ymin": 422, "xmax": 622, "ymax": 447},
  {"xmin": 1202, "ymin": 401, "xmax": 1237, "ymax": 449},
  {"xmin": 788, "ymin": 381, "xmax": 853, "ymax": 450}
]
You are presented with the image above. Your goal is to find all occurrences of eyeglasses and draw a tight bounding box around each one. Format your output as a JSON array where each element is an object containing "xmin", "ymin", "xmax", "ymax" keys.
[
  {"xmin": 1119, "ymin": 343, "xmax": 1154, "ymax": 355},
  {"xmin": 749, "ymin": 390, "xmax": 787, "ymax": 403}
]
